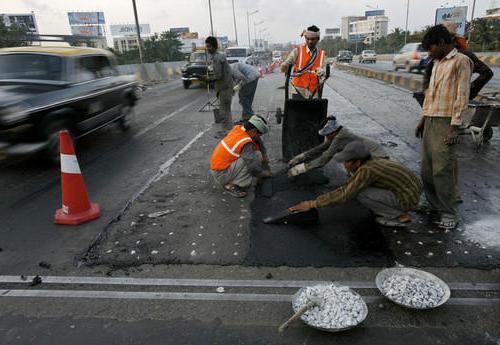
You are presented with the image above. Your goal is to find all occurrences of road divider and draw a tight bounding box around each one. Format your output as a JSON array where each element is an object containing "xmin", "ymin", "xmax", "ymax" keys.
[
  {"xmin": 333, "ymin": 63, "xmax": 423, "ymax": 92},
  {"xmin": 117, "ymin": 61, "xmax": 184, "ymax": 85},
  {"xmin": 361, "ymin": 53, "xmax": 500, "ymax": 67}
]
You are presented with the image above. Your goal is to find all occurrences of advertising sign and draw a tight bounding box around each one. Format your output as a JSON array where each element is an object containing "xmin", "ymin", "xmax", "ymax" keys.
[
  {"xmin": 180, "ymin": 32, "xmax": 198, "ymax": 39},
  {"xmin": 170, "ymin": 27, "xmax": 189, "ymax": 34},
  {"xmin": 70, "ymin": 25, "xmax": 104, "ymax": 37},
  {"xmin": 67, "ymin": 12, "xmax": 105, "ymax": 25},
  {"xmin": 1, "ymin": 13, "xmax": 38, "ymax": 33},
  {"xmin": 325, "ymin": 28, "xmax": 340, "ymax": 35},
  {"xmin": 110, "ymin": 24, "xmax": 150, "ymax": 36},
  {"xmin": 435, "ymin": 6, "xmax": 468, "ymax": 36},
  {"xmin": 365, "ymin": 10, "xmax": 385, "ymax": 17}
]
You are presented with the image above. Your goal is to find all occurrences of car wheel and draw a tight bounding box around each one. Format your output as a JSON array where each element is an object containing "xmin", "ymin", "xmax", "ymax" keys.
[
  {"xmin": 183, "ymin": 80, "xmax": 191, "ymax": 89},
  {"xmin": 118, "ymin": 104, "xmax": 133, "ymax": 132},
  {"xmin": 41, "ymin": 120, "xmax": 74, "ymax": 164}
]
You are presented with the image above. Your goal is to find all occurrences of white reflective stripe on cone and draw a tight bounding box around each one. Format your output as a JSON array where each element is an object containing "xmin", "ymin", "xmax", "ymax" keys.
[{"xmin": 60, "ymin": 154, "xmax": 81, "ymax": 174}]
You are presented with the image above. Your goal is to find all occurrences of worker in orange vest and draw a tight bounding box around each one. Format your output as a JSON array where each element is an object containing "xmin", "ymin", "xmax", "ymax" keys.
[
  {"xmin": 280, "ymin": 25, "xmax": 327, "ymax": 100},
  {"xmin": 210, "ymin": 115, "xmax": 271, "ymax": 198}
]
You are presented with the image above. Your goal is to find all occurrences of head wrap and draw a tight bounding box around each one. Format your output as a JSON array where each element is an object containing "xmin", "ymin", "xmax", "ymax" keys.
[{"xmin": 301, "ymin": 29, "xmax": 320, "ymax": 38}]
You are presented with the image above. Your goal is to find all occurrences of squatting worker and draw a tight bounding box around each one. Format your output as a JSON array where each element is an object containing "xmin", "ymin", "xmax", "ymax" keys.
[
  {"xmin": 415, "ymin": 25, "xmax": 472, "ymax": 230},
  {"xmin": 205, "ymin": 36, "xmax": 233, "ymax": 130},
  {"xmin": 231, "ymin": 62, "xmax": 260, "ymax": 120},
  {"xmin": 210, "ymin": 115, "xmax": 272, "ymax": 198},
  {"xmin": 288, "ymin": 116, "xmax": 388, "ymax": 177},
  {"xmin": 289, "ymin": 141, "xmax": 423, "ymax": 228},
  {"xmin": 280, "ymin": 25, "xmax": 327, "ymax": 100}
]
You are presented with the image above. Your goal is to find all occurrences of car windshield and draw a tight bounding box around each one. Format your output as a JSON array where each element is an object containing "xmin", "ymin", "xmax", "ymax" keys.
[
  {"xmin": 339, "ymin": 51, "xmax": 351, "ymax": 55},
  {"xmin": 364, "ymin": 50, "xmax": 375, "ymax": 54},
  {"xmin": 0, "ymin": 54, "xmax": 63, "ymax": 81},
  {"xmin": 226, "ymin": 49, "xmax": 247, "ymax": 57},
  {"xmin": 190, "ymin": 52, "xmax": 207, "ymax": 62}
]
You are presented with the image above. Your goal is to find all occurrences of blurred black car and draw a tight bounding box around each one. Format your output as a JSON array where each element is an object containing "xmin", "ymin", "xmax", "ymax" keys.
[
  {"xmin": 181, "ymin": 50, "xmax": 215, "ymax": 89},
  {"xmin": 0, "ymin": 46, "xmax": 138, "ymax": 162},
  {"xmin": 337, "ymin": 50, "xmax": 353, "ymax": 63}
]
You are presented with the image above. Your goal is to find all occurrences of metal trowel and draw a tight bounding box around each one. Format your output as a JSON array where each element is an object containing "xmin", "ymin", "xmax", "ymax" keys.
[{"xmin": 262, "ymin": 208, "xmax": 319, "ymax": 226}]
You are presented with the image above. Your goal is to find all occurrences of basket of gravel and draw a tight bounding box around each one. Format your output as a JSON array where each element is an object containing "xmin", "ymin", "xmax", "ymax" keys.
[
  {"xmin": 289, "ymin": 283, "xmax": 368, "ymax": 332},
  {"xmin": 376, "ymin": 268, "xmax": 451, "ymax": 309}
]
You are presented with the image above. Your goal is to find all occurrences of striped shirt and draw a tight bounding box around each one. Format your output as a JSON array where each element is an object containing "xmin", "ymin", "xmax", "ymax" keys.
[
  {"xmin": 310, "ymin": 159, "xmax": 423, "ymax": 209},
  {"xmin": 422, "ymin": 48, "xmax": 473, "ymax": 126}
]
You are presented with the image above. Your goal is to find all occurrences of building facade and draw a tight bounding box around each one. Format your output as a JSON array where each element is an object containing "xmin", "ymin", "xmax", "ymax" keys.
[{"xmin": 324, "ymin": 28, "xmax": 341, "ymax": 40}]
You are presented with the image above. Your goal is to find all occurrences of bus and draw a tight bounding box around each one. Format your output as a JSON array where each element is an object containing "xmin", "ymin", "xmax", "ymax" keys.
[{"xmin": 225, "ymin": 47, "xmax": 252, "ymax": 64}]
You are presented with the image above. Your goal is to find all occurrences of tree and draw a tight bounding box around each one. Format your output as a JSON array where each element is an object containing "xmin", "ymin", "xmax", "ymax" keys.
[
  {"xmin": 0, "ymin": 17, "xmax": 29, "ymax": 48},
  {"xmin": 466, "ymin": 18, "xmax": 499, "ymax": 52}
]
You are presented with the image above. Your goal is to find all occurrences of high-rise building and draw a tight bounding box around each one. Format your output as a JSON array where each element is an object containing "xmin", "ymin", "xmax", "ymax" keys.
[
  {"xmin": 324, "ymin": 28, "xmax": 341, "ymax": 40},
  {"xmin": 341, "ymin": 16, "xmax": 365, "ymax": 40},
  {"xmin": 342, "ymin": 10, "xmax": 388, "ymax": 43}
]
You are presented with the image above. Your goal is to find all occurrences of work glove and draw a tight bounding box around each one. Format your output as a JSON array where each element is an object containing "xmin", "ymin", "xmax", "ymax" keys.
[
  {"xmin": 288, "ymin": 163, "xmax": 307, "ymax": 177},
  {"xmin": 288, "ymin": 153, "xmax": 306, "ymax": 168},
  {"xmin": 315, "ymin": 67, "xmax": 326, "ymax": 78},
  {"xmin": 233, "ymin": 84, "xmax": 242, "ymax": 93}
]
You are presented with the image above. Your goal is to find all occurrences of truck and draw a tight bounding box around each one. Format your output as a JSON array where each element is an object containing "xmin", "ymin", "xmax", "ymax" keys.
[{"xmin": 225, "ymin": 47, "xmax": 251, "ymax": 64}]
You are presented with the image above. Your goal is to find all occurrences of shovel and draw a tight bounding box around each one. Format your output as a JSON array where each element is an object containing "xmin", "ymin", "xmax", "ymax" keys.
[{"xmin": 278, "ymin": 296, "xmax": 321, "ymax": 333}]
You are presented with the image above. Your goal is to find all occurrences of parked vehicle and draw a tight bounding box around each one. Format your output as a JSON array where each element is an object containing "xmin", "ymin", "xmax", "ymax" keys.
[
  {"xmin": 272, "ymin": 50, "xmax": 283, "ymax": 64},
  {"xmin": 337, "ymin": 50, "xmax": 353, "ymax": 63},
  {"xmin": 0, "ymin": 46, "xmax": 138, "ymax": 163},
  {"xmin": 359, "ymin": 50, "xmax": 377, "ymax": 63},
  {"xmin": 181, "ymin": 50, "xmax": 215, "ymax": 89},
  {"xmin": 225, "ymin": 47, "xmax": 252, "ymax": 64},
  {"xmin": 393, "ymin": 43, "xmax": 429, "ymax": 73}
]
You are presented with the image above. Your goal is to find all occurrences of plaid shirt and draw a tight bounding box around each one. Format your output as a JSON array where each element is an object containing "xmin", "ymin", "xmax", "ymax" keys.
[{"xmin": 422, "ymin": 48, "xmax": 473, "ymax": 126}]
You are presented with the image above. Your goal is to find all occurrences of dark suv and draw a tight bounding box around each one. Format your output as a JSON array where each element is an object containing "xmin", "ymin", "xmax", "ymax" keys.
[
  {"xmin": 337, "ymin": 50, "xmax": 353, "ymax": 63},
  {"xmin": 181, "ymin": 51, "xmax": 215, "ymax": 89},
  {"xmin": 0, "ymin": 46, "xmax": 138, "ymax": 162}
]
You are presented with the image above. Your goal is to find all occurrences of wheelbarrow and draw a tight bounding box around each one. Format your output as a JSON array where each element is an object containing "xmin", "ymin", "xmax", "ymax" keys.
[
  {"xmin": 276, "ymin": 64, "xmax": 330, "ymax": 161},
  {"xmin": 413, "ymin": 92, "xmax": 500, "ymax": 150}
]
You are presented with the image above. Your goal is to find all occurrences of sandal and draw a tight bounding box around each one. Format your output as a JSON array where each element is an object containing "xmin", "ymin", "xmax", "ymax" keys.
[
  {"xmin": 434, "ymin": 214, "xmax": 458, "ymax": 230},
  {"xmin": 224, "ymin": 184, "xmax": 247, "ymax": 198},
  {"xmin": 415, "ymin": 203, "xmax": 438, "ymax": 215}
]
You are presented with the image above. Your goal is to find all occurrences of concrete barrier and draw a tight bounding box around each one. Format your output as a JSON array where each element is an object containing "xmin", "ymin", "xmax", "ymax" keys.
[
  {"xmin": 116, "ymin": 61, "xmax": 185, "ymax": 84},
  {"xmin": 333, "ymin": 63, "xmax": 423, "ymax": 92},
  {"xmin": 357, "ymin": 53, "xmax": 499, "ymax": 66}
]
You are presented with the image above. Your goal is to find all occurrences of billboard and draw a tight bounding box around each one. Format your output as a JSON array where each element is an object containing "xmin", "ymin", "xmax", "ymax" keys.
[
  {"xmin": 435, "ymin": 6, "xmax": 468, "ymax": 36},
  {"xmin": 365, "ymin": 10, "xmax": 385, "ymax": 17},
  {"xmin": 180, "ymin": 32, "xmax": 198, "ymax": 39},
  {"xmin": 70, "ymin": 25, "xmax": 104, "ymax": 37},
  {"xmin": 1, "ymin": 13, "xmax": 38, "ymax": 33},
  {"xmin": 67, "ymin": 12, "xmax": 105, "ymax": 25},
  {"xmin": 110, "ymin": 24, "xmax": 150, "ymax": 37},
  {"xmin": 170, "ymin": 27, "xmax": 189, "ymax": 34},
  {"xmin": 325, "ymin": 28, "xmax": 340, "ymax": 35}
]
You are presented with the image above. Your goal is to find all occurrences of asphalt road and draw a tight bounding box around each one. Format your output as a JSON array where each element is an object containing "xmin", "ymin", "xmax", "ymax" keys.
[
  {"xmin": 1, "ymin": 72, "xmax": 499, "ymax": 344},
  {"xmin": 351, "ymin": 60, "xmax": 500, "ymax": 90}
]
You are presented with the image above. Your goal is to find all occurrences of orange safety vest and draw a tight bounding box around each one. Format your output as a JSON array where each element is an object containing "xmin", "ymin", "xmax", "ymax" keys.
[
  {"xmin": 210, "ymin": 125, "xmax": 258, "ymax": 171},
  {"xmin": 292, "ymin": 44, "xmax": 325, "ymax": 93}
]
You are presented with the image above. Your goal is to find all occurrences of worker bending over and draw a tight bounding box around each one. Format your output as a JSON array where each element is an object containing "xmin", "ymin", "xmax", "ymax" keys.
[
  {"xmin": 289, "ymin": 141, "xmax": 423, "ymax": 227},
  {"xmin": 231, "ymin": 62, "xmax": 260, "ymax": 120},
  {"xmin": 288, "ymin": 116, "xmax": 388, "ymax": 177},
  {"xmin": 210, "ymin": 115, "xmax": 271, "ymax": 198}
]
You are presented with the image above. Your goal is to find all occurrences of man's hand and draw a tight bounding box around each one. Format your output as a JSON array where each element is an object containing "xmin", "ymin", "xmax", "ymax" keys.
[
  {"xmin": 288, "ymin": 163, "xmax": 307, "ymax": 177},
  {"xmin": 261, "ymin": 155, "xmax": 270, "ymax": 166},
  {"xmin": 415, "ymin": 117, "xmax": 426, "ymax": 139},
  {"xmin": 315, "ymin": 67, "xmax": 325, "ymax": 78},
  {"xmin": 233, "ymin": 84, "xmax": 241, "ymax": 94},
  {"xmin": 288, "ymin": 153, "xmax": 305, "ymax": 168},
  {"xmin": 280, "ymin": 63, "xmax": 288, "ymax": 73},
  {"xmin": 444, "ymin": 125, "xmax": 460, "ymax": 146},
  {"xmin": 289, "ymin": 200, "xmax": 314, "ymax": 213}
]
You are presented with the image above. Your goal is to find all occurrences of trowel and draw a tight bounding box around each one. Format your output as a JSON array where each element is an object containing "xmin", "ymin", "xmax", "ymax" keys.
[{"xmin": 262, "ymin": 208, "xmax": 319, "ymax": 226}]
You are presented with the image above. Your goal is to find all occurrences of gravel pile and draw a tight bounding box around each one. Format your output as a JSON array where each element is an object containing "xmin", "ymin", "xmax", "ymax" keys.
[
  {"xmin": 293, "ymin": 284, "xmax": 366, "ymax": 330},
  {"xmin": 381, "ymin": 274, "xmax": 446, "ymax": 309}
]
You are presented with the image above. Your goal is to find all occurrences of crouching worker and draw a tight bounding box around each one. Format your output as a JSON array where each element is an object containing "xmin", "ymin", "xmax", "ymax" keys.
[
  {"xmin": 289, "ymin": 141, "xmax": 423, "ymax": 227},
  {"xmin": 210, "ymin": 115, "xmax": 272, "ymax": 198},
  {"xmin": 288, "ymin": 116, "xmax": 388, "ymax": 177}
]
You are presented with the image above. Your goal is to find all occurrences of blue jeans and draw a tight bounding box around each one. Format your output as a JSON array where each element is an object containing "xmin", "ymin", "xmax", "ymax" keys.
[{"xmin": 239, "ymin": 78, "xmax": 258, "ymax": 120}]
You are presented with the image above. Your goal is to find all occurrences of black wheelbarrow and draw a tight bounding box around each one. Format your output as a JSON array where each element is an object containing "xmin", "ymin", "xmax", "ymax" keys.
[{"xmin": 276, "ymin": 64, "xmax": 331, "ymax": 161}]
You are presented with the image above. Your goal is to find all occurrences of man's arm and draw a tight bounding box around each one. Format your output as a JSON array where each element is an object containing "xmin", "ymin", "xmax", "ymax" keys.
[
  {"xmin": 280, "ymin": 48, "xmax": 298, "ymax": 72},
  {"xmin": 304, "ymin": 136, "xmax": 348, "ymax": 171},
  {"xmin": 212, "ymin": 54, "xmax": 223, "ymax": 81},
  {"xmin": 240, "ymin": 142, "xmax": 263, "ymax": 176},
  {"xmin": 461, "ymin": 50, "xmax": 494, "ymax": 99},
  {"xmin": 310, "ymin": 166, "xmax": 373, "ymax": 208},
  {"xmin": 422, "ymin": 59, "xmax": 434, "ymax": 91},
  {"xmin": 451, "ymin": 56, "xmax": 473, "ymax": 126}
]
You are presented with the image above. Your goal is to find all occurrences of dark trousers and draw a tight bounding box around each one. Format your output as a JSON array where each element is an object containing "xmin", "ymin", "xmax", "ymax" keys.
[{"xmin": 239, "ymin": 79, "xmax": 259, "ymax": 120}]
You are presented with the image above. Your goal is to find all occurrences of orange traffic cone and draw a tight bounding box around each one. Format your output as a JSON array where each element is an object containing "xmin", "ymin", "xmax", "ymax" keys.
[
  {"xmin": 54, "ymin": 130, "xmax": 100, "ymax": 225},
  {"xmin": 259, "ymin": 65, "xmax": 263, "ymax": 78}
]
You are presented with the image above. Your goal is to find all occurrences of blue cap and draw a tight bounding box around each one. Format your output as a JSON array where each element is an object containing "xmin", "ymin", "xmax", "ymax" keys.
[{"xmin": 318, "ymin": 116, "xmax": 341, "ymax": 136}]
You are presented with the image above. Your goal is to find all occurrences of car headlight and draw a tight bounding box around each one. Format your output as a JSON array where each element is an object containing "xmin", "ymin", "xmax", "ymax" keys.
[{"xmin": 0, "ymin": 105, "xmax": 30, "ymax": 125}]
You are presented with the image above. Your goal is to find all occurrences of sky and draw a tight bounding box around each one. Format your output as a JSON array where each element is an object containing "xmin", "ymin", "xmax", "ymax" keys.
[{"xmin": 1, "ymin": 0, "xmax": 495, "ymax": 45}]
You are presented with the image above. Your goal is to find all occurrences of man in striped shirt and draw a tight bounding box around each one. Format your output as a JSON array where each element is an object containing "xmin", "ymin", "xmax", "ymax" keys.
[
  {"xmin": 415, "ymin": 25, "xmax": 473, "ymax": 230},
  {"xmin": 289, "ymin": 141, "xmax": 423, "ymax": 227}
]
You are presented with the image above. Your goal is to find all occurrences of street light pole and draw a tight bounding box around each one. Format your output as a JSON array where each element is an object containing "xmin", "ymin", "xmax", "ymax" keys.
[
  {"xmin": 404, "ymin": 0, "xmax": 410, "ymax": 45},
  {"xmin": 132, "ymin": 0, "xmax": 143, "ymax": 64},
  {"xmin": 468, "ymin": 0, "xmax": 476, "ymax": 41},
  {"xmin": 232, "ymin": 0, "xmax": 238, "ymax": 45},
  {"xmin": 208, "ymin": 0, "xmax": 214, "ymax": 36},
  {"xmin": 246, "ymin": 10, "xmax": 258, "ymax": 48},
  {"xmin": 254, "ymin": 20, "xmax": 264, "ymax": 48}
]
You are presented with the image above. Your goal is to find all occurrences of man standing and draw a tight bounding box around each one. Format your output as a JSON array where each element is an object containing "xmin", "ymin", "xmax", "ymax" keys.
[
  {"xmin": 210, "ymin": 115, "xmax": 271, "ymax": 198},
  {"xmin": 415, "ymin": 25, "xmax": 473, "ymax": 230},
  {"xmin": 280, "ymin": 25, "xmax": 327, "ymax": 100},
  {"xmin": 231, "ymin": 62, "xmax": 260, "ymax": 120},
  {"xmin": 287, "ymin": 116, "xmax": 388, "ymax": 177},
  {"xmin": 206, "ymin": 36, "xmax": 233, "ymax": 130},
  {"xmin": 289, "ymin": 141, "xmax": 423, "ymax": 227}
]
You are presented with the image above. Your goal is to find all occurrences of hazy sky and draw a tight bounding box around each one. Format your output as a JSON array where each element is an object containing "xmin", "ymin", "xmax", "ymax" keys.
[{"xmin": 2, "ymin": 0, "xmax": 494, "ymax": 44}]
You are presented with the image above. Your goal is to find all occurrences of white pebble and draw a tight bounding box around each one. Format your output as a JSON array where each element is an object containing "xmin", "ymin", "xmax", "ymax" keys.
[
  {"xmin": 381, "ymin": 274, "xmax": 445, "ymax": 309},
  {"xmin": 190, "ymin": 250, "xmax": 197, "ymax": 257}
]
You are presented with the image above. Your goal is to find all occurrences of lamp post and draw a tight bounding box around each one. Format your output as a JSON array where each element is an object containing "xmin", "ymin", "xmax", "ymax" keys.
[
  {"xmin": 468, "ymin": 0, "xmax": 476, "ymax": 41},
  {"xmin": 232, "ymin": 0, "xmax": 238, "ymax": 45},
  {"xmin": 404, "ymin": 0, "xmax": 410, "ymax": 44},
  {"xmin": 131, "ymin": 0, "xmax": 144, "ymax": 64},
  {"xmin": 246, "ymin": 10, "xmax": 258, "ymax": 48},
  {"xmin": 208, "ymin": 0, "xmax": 214, "ymax": 36},
  {"xmin": 254, "ymin": 20, "xmax": 264, "ymax": 48}
]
